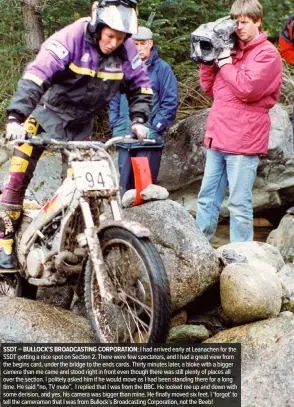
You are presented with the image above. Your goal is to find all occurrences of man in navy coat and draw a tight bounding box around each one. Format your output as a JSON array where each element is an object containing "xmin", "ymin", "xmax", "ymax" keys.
[{"xmin": 109, "ymin": 26, "xmax": 178, "ymax": 196}]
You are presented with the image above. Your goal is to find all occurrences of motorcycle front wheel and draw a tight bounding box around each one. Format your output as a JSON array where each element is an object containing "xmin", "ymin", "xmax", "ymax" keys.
[{"xmin": 84, "ymin": 227, "xmax": 171, "ymax": 343}]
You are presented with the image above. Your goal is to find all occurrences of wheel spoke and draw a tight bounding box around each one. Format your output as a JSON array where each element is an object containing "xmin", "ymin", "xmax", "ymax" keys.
[
  {"xmin": 122, "ymin": 292, "xmax": 152, "ymax": 316},
  {"xmin": 123, "ymin": 300, "xmax": 150, "ymax": 332},
  {"xmin": 85, "ymin": 227, "xmax": 170, "ymax": 343},
  {"xmin": 118, "ymin": 305, "xmax": 136, "ymax": 343},
  {"xmin": 128, "ymin": 305, "xmax": 146, "ymax": 343}
]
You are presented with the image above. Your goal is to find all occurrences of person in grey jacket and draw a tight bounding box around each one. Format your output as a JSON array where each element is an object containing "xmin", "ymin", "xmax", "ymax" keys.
[
  {"xmin": 0, "ymin": 0, "xmax": 153, "ymax": 272},
  {"xmin": 109, "ymin": 26, "xmax": 178, "ymax": 196}
]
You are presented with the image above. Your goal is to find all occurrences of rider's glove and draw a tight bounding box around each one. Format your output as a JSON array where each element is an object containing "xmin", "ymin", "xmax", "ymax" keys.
[
  {"xmin": 5, "ymin": 118, "xmax": 26, "ymax": 141},
  {"xmin": 216, "ymin": 47, "xmax": 232, "ymax": 68},
  {"xmin": 131, "ymin": 119, "xmax": 149, "ymax": 145}
]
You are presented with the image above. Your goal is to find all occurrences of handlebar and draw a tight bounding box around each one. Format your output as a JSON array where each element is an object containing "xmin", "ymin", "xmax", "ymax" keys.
[
  {"xmin": 1, "ymin": 134, "xmax": 155, "ymax": 151},
  {"xmin": 104, "ymin": 135, "xmax": 156, "ymax": 149}
]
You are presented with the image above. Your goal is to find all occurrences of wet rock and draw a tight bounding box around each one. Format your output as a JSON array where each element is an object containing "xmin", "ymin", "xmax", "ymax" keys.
[
  {"xmin": 123, "ymin": 200, "xmax": 221, "ymax": 311},
  {"xmin": 0, "ymin": 152, "xmax": 62, "ymax": 205},
  {"xmin": 188, "ymin": 308, "xmax": 226, "ymax": 335},
  {"xmin": 216, "ymin": 241, "xmax": 285, "ymax": 273},
  {"xmin": 267, "ymin": 214, "xmax": 294, "ymax": 263},
  {"xmin": 186, "ymin": 284, "xmax": 228, "ymax": 334},
  {"xmin": 122, "ymin": 185, "xmax": 169, "ymax": 208},
  {"xmin": 220, "ymin": 248, "xmax": 248, "ymax": 265},
  {"xmin": 167, "ymin": 324, "xmax": 211, "ymax": 343},
  {"xmin": 158, "ymin": 109, "xmax": 208, "ymax": 192},
  {"xmin": 37, "ymin": 285, "xmax": 74, "ymax": 310},
  {"xmin": 206, "ymin": 313, "xmax": 294, "ymax": 407},
  {"xmin": 278, "ymin": 263, "xmax": 294, "ymax": 312},
  {"xmin": 0, "ymin": 297, "xmax": 95, "ymax": 343},
  {"xmin": 282, "ymin": 298, "xmax": 294, "ymax": 313},
  {"xmin": 220, "ymin": 263, "xmax": 282, "ymax": 323},
  {"xmin": 171, "ymin": 310, "xmax": 188, "ymax": 328},
  {"xmin": 278, "ymin": 263, "xmax": 294, "ymax": 296},
  {"xmin": 28, "ymin": 153, "xmax": 62, "ymax": 205},
  {"xmin": 140, "ymin": 184, "xmax": 169, "ymax": 201},
  {"xmin": 71, "ymin": 292, "xmax": 87, "ymax": 318},
  {"xmin": 204, "ymin": 311, "xmax": 294, "ymax": 357},
  {"xmin": 122, "ymin": 189, "xmax": 136, "ymax": 208}
]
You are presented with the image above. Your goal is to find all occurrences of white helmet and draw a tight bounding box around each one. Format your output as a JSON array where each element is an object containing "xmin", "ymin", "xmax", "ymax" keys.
[
  {"xmin": 190, "ymin": 16, "xmax": 237, "ymax": 65},
  {"xmin": 89, "ymin": 0, "xmax": 138, "ymax": 37}
]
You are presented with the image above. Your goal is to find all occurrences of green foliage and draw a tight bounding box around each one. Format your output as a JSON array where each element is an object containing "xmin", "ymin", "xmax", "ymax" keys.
[
  {"xmin": 262, "ymin": 0, "xmax": 293, "ymax": 38},
  {"xmin": 137, "ymin": 0, "xmax": 232, "ymax": 79},
  {"xmin": 0, "ymin": 1, "xmax": 24, "ymax": 50},
  {"xmin": 41, "ymin": 0, "xmax": 89, "ymax": 37},
  {"xmin": 0, "ymin": 0, "xmax": 293, "ymax": 131},
  {"xmin": 0, "ymin": 0, "xmax": 89, "ymax": 130}
]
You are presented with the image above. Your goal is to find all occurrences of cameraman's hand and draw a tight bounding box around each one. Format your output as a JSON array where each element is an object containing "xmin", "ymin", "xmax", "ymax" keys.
[
  {"xmin": 5, "ymin": 119, "xmax": 26, "ymax": 141},
  {"xmin": 131, "ymin": 123, "xmax": 149, "ymax": 145},
  {"xmin": 216, "ymin": 48, "xmax": 232, "ymax": 68}
]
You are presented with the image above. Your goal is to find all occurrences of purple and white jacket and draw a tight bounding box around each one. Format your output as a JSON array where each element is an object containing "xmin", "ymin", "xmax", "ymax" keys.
[{"xmin": 7, "ymin": 18, "xmax": 153, "ymax": 140}]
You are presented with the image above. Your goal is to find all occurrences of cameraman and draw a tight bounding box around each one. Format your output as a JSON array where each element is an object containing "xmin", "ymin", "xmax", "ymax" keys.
[{"xmin": 195, "ymin": 0, "xmax": 283, "ymax": 242}]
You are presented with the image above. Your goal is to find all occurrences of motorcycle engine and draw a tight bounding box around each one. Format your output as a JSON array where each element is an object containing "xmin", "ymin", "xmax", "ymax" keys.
[
  {"xmin": 26, "ymin": 247, "xmax": 46, "ymax": 278},
  {"xmin": 26, "ymin": 220, "xmax": 61, "ymax": 279}
]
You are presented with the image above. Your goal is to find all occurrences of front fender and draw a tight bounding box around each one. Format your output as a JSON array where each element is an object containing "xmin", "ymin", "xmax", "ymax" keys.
[{"xmin": 98, "ymin": 219, "xmax": 150, "ymax": 238}]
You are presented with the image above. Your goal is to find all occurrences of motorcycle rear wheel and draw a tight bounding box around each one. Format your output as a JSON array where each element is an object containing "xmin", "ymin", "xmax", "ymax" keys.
[{"xmin": 84, "ymin": 227, "xmax": 171, "ymax": 343}]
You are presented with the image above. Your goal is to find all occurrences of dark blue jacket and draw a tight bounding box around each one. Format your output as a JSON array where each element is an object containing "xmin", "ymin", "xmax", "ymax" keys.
[{"xmin": 109, "ymin": 46, "xmax": 178, "ymax": 148}]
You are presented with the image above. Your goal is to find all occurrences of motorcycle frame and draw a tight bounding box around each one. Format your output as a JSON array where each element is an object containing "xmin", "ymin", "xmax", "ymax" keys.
[
  {"xmin": 16, "ymin": 142, "xmax": 122, "ymax": 298},
  {"xmin": 11, "ymin": 137, "xmax": 150, "ymax": 295}
]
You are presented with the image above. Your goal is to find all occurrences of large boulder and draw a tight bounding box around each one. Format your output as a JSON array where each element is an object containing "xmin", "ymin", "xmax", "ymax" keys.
[
  {"xmin": 159, "ymin": 104, "xmax": 294, "ymax": 219},
  {"xmin": 123, "ymin": 199, "xmax": 221, "ymax": 310},
  {"xmin": 158, "ymin": 109, "xmax": 208, "ymax": 191},
  {"xmin": 0, "ymin": 297, "xmax": 95, "ymax": 343},
  {"xmin": 0, "ymin": 151, "xmax": 62, "ymax": 205},
  {"xmin": 220, "ymin": 263, "xmax": 282, "ymax": 323},
  {"xmin": 267, "ymin": 213, "xmax": 294, "ymax": 262},
  {"xmin": 205, "ymin": 312, "xmax": 294, "ymax": 407},
  {"xmin": 277, "ymin": 263, "xmax": 294, "ymax": 312}
]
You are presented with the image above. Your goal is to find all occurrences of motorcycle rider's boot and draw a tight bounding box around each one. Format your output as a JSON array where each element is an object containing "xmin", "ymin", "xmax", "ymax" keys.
[{"xmin": 0, "ymin": 203, "xmax": 22, "ymax": 273}]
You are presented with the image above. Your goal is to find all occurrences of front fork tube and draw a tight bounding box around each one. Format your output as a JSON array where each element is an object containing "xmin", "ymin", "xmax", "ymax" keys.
[
  {"xmin": 79, "ymin": 197, "xmax": 115, "ymax": 302},
  {"xmin": 110, "ymin": 198, "xmax": 121, "ymax": 221}
]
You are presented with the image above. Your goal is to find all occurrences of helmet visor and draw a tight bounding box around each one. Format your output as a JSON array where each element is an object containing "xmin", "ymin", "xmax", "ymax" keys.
[{"xmin": 98, "ymin": 4, "xmax": 138, "ymax": 34}]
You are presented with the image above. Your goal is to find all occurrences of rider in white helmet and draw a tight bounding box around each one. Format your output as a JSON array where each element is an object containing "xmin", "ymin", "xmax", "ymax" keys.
[{"xmin": 2, "ymin": 0, "xmax": 153, "ymax": 272}]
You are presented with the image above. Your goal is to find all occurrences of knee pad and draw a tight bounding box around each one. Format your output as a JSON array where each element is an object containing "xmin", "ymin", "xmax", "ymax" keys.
[{"xmin": 0, "ymin": 202, "xmax": 22, "ymax": 237}]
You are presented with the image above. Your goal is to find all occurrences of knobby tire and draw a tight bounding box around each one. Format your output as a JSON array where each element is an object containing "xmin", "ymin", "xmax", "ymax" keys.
[{"xmin": 84, "ymin": 227, "xmax": 171, "ymax": 343}]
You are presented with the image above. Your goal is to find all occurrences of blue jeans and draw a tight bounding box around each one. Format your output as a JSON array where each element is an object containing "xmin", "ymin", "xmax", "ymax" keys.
[{"xmin": 196, "ymin": 149, "xmax": 259, "ymax": 242}]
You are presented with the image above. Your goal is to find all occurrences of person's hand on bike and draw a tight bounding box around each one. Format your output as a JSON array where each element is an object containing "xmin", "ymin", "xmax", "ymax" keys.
[
  {"xmin": 5, "ymin": 117, "xmax": 26, "ymax": 141},
  {"xmin": 131, "ymin": 119, "xmax": 149, "ymax": 145}
]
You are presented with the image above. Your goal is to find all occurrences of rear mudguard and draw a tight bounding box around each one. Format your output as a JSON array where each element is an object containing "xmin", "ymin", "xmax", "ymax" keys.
[{"xmin": 98, "ymin": 219, "xmax": 150, "ymax": 238}]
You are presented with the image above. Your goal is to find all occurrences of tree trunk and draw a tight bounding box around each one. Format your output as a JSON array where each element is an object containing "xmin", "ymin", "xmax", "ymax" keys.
[{"xmin": 21, "ymin": 0, "xmax": 45, "ymax": 52}]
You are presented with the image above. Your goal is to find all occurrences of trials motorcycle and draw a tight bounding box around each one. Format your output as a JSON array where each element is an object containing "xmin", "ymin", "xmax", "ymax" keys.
[{"xmin": 0, "ymin": 136, "xmax": 171, "ymax": 343}]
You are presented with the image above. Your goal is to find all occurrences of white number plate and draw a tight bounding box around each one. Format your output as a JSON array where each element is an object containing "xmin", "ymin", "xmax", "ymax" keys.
[{"xmin": 72, "ymin": 160, "xmax": 114, "ymax": 190}]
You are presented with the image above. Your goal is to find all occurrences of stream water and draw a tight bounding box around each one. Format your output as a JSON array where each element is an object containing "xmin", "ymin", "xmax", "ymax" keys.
[{"xmin": 211, "ymin": 222, "xmax": 273, "ymax": 249}]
